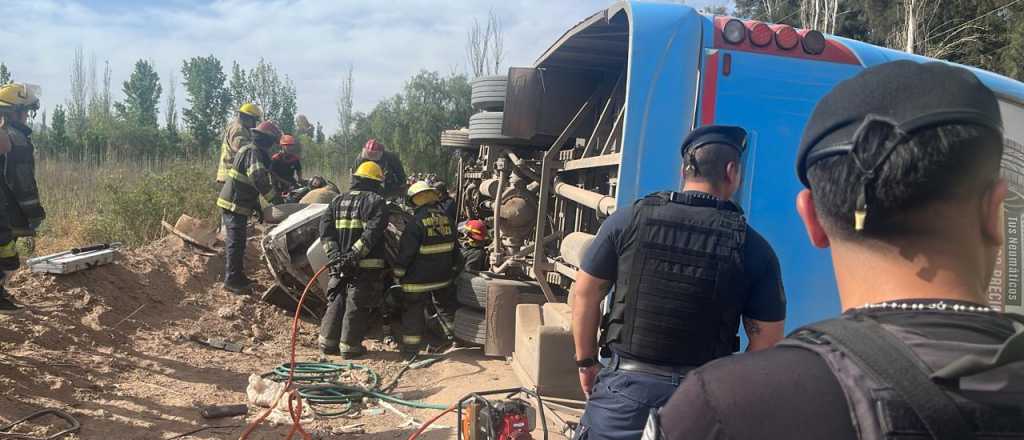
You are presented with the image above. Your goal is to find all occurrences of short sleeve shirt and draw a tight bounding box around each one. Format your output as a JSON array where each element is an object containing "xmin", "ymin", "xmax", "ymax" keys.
[{"xmin": 579, "ymin": 192, "xmax": 787, "ymax": 322}]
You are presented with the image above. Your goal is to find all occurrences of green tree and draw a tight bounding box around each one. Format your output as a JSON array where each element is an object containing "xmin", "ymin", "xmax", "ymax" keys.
[
  {"xmin": 115, "ymin": 60, "xmax": 162, "ymax": 128},
  {"xmin": 165, "ymin": 68, "xmax": 180, "ymax": 146},
  {"xmin": 0, "ymin": 63, "xmax": 10, "ymax": 84},
  {"xmin": 181, "ymin": 55, "xmax": 231, "ymax": 155},
  {"xmin": 50, "ymin": 105, "xmax": 71, "ymax": 156},
  {"xmin": 229, "ymin": 58, "xmax": 298, "ymax": 131},
  {"xmin": 349, "ymin": 70, "xmax": 472, "ymax": 179}
]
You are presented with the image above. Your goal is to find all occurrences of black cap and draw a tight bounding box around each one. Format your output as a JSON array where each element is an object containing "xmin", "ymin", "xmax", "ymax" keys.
[
  {"xmin": 681, "ymin": 125, "xmax": 748, "ymax": 157},
  {"xmin": 796, "ymin": 60, "xmax": 1003, "ymax": 188}
]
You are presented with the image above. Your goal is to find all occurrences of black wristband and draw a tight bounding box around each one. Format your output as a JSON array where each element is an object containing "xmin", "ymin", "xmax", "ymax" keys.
[{"xmin": 575, "ymin": 357, "xmax": 598, "ymax": 368}]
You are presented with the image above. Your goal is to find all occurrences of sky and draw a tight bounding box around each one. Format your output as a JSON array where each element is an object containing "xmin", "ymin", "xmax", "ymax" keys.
[{"xmin": 2, "ymin": 0, "xmax": 732, "ymax": 134}]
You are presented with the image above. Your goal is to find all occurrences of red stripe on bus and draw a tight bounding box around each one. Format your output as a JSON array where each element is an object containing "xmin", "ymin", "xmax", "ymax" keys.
[{"xmin": 700, "ymin": 51, "xmax": 720, "ymax": 126}]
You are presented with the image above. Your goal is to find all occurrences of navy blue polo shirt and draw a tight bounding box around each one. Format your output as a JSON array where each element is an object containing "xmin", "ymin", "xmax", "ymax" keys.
[{"xmin": 580, "ymin": 192, "xmax": 787, "ymax": 322}]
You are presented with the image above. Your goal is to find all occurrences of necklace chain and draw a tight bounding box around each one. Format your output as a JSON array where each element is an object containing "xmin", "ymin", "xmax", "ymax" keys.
[{"xmin": 858, "ymin": 300, "xmax": 995, "ymax": 313}]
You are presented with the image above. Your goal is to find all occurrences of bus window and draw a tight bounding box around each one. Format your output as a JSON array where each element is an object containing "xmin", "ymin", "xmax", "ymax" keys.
[{"xmin": 988, "ymin": 99, "xmax": 1024, "ymax": 314}]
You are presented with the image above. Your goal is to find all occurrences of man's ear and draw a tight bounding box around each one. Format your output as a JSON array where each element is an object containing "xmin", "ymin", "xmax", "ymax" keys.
[
  {"xmin": 796, "ymin": 189, "xmax": 830, "ymax": 249},
  {"xmin": 726, "ymin": 161, "xmax": 741, "ymax": 186},
  {"xmin": 981, "ymin": 178, "xmax": 1008, "ymax": 247}
]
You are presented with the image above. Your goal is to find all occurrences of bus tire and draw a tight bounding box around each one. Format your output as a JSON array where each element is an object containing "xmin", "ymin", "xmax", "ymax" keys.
[
  {"xmin": 471, "ymin": 75, "xmax": 507, "ymax": 111},
  {"xmin": 454, "ymin": 307, "xmax": 487, "ymax": 345},
  {"xmin": 456, "ymin": 272, "xmax": 547, "ymax": 310},
  {"xmin": 441, "ymin": 129, "xmax": 472, "ymax": 149},
  {"xmin": 468, "ymin": 112, "xmax": 530, "ymax": 145}
]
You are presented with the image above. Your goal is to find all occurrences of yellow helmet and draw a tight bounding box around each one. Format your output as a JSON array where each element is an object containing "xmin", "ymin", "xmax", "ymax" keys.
[
  {"xmin": 239, "ymin": 102, "xmax": 262, "ymax": 118},
  {"xmin": 409, "ymin": 181, "xmax": 440, "ymax": 206},
  {"xmin": 353, "ymin": 161, "xmax": 384, "ymax": 182},
  {"xmin": 407, "ymin": 181, "xmax": 436, "ymax": 198},
  {"xmin": 0, "ymin": 83, "xmax": 41, "ymax": 113}
]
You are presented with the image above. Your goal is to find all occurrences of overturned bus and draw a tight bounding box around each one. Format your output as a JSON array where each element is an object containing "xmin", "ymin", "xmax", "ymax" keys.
[{"xmin": 441, "ymin": 1, "xmax": 1024, "ymax": 398}]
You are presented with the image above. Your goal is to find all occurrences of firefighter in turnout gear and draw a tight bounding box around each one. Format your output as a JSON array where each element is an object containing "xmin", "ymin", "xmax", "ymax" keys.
[
  {"xmin": 217, "ymin": 120, "xmax": 282, "ymax": 293},
  {"xmin": 216, "ymin": 103, "xmax": 262, "ymax": 183},
  {"xmin": 571, "ymin": 125, "xmax": 787, "ymax": 440},
  {"xmin": 0, "ymin": 83, "xmax": 44, "ymax": 313},
  {"xmin": 317, "ymin": 161, "xmax": 389, "ymax": 359},
  {"xmin": 352, "ymin": 139, "xmax": 408, "ymax": 199},
  {"xmin": 393, "ymin": 181, "xmax": 461, "ymax": 355}
]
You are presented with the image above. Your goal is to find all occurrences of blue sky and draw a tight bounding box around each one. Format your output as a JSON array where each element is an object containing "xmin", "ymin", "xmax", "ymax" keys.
[{"xmin": 2, "ymin": 0, "xmax": 732, "ymax": 133}]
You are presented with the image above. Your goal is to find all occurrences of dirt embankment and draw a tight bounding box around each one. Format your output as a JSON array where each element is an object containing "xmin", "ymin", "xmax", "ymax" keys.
[{"xmin": 0, "ymin": 236, "xmax": 528, "ymax": 440}]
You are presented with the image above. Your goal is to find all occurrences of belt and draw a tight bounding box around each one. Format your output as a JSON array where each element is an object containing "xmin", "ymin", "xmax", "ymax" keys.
[{"xmin": 613, "ymin": 356, "xmax": 695, "ymax": 378}]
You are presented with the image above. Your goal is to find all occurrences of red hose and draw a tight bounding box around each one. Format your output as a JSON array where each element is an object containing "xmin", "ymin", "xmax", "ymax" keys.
[
  {"xmin": 407, "ymin": 404, "xmax": 458, "ymax": 440},
  {"xmin": 240, "ymin": 265, "xmax": 329, "ymax": 440}
]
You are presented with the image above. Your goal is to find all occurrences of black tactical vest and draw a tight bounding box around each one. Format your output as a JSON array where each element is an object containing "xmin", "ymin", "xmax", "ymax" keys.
[
  {"xmin": 603, "ymin": 191, "xmax": 748, "ymax": 366},
  {"xmin": 781, "ymin": 312, "xmax": 1024, "ymax": 440}
]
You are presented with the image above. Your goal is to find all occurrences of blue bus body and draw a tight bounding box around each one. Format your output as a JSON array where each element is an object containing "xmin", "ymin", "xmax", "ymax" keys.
[{"xmin": 538, "ymin": 2, "xmax": 1024, "ymax": 331}]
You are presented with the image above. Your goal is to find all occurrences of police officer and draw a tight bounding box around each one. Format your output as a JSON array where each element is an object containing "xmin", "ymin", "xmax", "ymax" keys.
[
  {"xmin": 0, "ymin": 83, "xmax": 44, "ymax": 313},
  {"xmin": 393, "ymin": 181, "xmax": 461, "ymax": 355},
  {"xmin": 654, "ymin": 61, "xmax": 1024, "ymax": 440},
  {"xmin": 353, "ymin": 139, "xmax": 408, "ymax": 200},
  {"xmin": 571, "ymin": 125, "xmax": 787, "ymax": 440},
  {"xmin": 217, "ymin": 120, "xmax": 283, "ymax": 293},
  {"xmin": 318, "ymin": 161, "xmax": 389, "ymax": 359}
]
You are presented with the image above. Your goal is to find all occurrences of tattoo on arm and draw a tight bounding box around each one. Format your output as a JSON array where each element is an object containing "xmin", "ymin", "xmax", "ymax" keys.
[{"xmin": 744, "ymin": 317, "xmax": 762, "ymax": 335}]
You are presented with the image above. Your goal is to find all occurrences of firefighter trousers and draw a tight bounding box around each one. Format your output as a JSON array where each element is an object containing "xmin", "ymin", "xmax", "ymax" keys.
[
  {"xmin": 400, "ymin": 287, "xmax": 460, "ymax": 352},
  {"xmin": 0, "ymin": 201, "xmax": 19, "ymax": 291},
  {"xmin": 319, "ymin": 270, "xmax": 385, "ymax": 351},
  {"xmin": 221, "ymin": 210, "xmax": 248, "ymax": 283}
]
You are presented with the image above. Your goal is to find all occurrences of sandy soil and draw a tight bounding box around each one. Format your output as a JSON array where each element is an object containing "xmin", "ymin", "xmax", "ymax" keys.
[{"xmin": 0, "ymin": 235, "xmax": 577, "ymax": 439}]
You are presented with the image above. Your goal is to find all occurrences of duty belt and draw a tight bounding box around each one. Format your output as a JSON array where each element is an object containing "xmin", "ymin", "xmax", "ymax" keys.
[{"xmin": 611, "ymin": 355, "xmax": 696, "ymax": 378}]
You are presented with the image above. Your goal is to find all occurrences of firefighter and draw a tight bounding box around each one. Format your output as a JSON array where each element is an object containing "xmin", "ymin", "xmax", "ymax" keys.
[
  {"xmin": 571, "ymin": 125, "xmax": 787, "ymax": 440},
  {"xmin": 653, "ymin": 61, "xmax": 1024, "ymax": 440},
  {"xmin": 459, "ymin": 219, "xmax": 488, "ymax": 272},
  {"xmin": 271, "ymin": 134, "xmax": 303, "ymax": 194},
  {"xmin": 318, "ymin": 161, "xmax": 389, "ymax": 359},
  {"xmin": 0, "ymin": 83, "xmax": 44, "ymax": 313},
  {"xmin": 393, "ymin": 181, "xmax": 461, "ymax": 355},
  {"xmin": 216, "ymin": 103, "xmax": 262, "ymax": 183},
  {"xmin": 433, "ymin": 180, "xmax": 456, "ymax": 223},
  {"xmin": 217, "ymin": 121, "xmax": 283, "ymax": 293},
  {"xmin": 353, "ymin": 139, "xmax": 407, "ymax": 199}
]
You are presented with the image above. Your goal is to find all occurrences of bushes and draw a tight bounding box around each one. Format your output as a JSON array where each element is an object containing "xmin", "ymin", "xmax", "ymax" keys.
[
  {"xmin": 86, "ymin": 163, "xmax": 218, "ymax": 246},
  {"xmin": 33, "ymin": 158, "xmax": 218, "ymax": 253}
]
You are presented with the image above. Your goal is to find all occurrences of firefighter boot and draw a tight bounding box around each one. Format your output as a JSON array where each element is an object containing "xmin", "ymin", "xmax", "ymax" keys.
[
  {"xmin": 0, "ymin": 282, "xmax": 21, "ymax": 314},
  {"xmin": 338, "ymin": 342, "xmax": 367, "ymax": 360}
]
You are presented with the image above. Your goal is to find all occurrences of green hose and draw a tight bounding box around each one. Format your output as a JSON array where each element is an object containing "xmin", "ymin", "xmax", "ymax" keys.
[{"xmin": 268, "ymin": 362, "xmax": 448, "ymax": 417}]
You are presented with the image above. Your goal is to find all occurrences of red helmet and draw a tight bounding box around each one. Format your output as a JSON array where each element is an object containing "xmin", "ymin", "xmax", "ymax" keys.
[
  {"xmin": 363, "ymin": 138, "xmax": 385, "ymax": 160},
  {"xmin": 252, "ymin": 121, "xmax": 283, "ymax": 141},
  {"xmin": 462, "ymin": 219, "xmax": 487, "ymax": 241},
  {"xmin": 280, "ymin": 134, "xmax": 297, "ymax": 146}
]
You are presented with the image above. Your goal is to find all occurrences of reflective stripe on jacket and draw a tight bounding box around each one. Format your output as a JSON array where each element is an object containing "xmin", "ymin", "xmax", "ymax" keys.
[
  {"xmin": 217, "ymin": 144, "xmax": 278, "ymax": 216},
  {"xmin": 393, "ymin": 203, "xmax": 457, "ymax": 293},
  {"xmin": 216, "ymin": 119, "xmax": 252, "ymax": 183},
  {"xmin": 319, "ymin": 184, "xmax": 388, "ymax": 273}
]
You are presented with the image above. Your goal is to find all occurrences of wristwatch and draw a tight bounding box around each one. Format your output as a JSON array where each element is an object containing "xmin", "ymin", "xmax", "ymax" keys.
[{"xmin": 575, "ymin": 356, "xmax": 598, "ymax": 368}]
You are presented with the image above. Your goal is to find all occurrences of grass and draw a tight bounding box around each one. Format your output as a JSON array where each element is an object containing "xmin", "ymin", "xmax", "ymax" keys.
[{"xmin": 27, "ymin": 157, "xmax": 352, "ymax": 255}]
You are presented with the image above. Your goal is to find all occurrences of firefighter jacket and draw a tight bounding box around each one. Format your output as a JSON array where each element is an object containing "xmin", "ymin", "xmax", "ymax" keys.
[
  {"xmin": 217, "ymin": 118, "xmax": 253, "ymax": 183},
  {"xmin": 394, "ymin": 202, "xmax": 458, "ymax": 293},
  {"xmin": 319, "ymin": 181, "xmax": 388, "ymax": 271},
  {"xmin": 352, "ymin": 151, "xmax": 407, "ymax": 198},
  {"xmin": 217, "ymin": 143, "xmax": 280, "ymax": 216},
  {"xmin": 1, "ymin": 121, "xmax": 45, "ymax": 236}
]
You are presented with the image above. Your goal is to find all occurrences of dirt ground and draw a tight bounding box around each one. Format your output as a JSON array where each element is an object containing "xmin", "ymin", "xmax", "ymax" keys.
[{"xmin": 0, "ymin": 235, "xmax": 578, "ymax": 439}]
